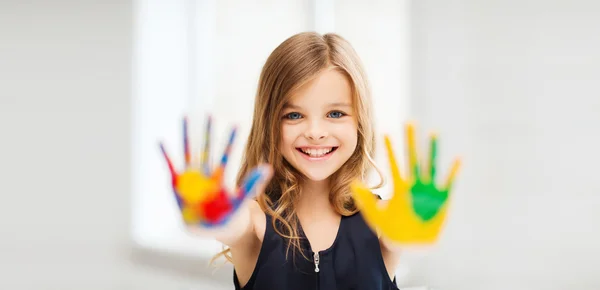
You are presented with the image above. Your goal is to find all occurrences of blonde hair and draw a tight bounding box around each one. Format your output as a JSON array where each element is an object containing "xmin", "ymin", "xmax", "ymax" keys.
[{"xmin": 211, "ymin": 31, "xmax": 383, "ymax": 266}]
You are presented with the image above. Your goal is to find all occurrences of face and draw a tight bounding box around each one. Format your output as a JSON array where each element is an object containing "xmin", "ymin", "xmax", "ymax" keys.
[{"xmin": 279, "ymin": 68, "xmax": 358, "ymax": 182}]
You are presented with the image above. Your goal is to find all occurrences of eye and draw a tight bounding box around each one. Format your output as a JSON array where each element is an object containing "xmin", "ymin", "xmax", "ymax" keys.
[
  {"xmin": 284, "ymin": 112, "xmax": 303, "ymax": 120},
  {"xmin": 327, "ymin": 111, "xmax": 346, "ymax": 119}
]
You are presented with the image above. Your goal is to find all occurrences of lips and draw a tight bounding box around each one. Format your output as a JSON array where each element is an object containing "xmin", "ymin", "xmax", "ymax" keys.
[{"xmin": 296, "ymin": 147, "xmax": 338, "ymax": 158}]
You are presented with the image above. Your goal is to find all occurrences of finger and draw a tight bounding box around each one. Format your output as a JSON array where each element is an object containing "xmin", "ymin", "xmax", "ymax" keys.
[
  {"xmin": 201, "ymin": 115, "xmax": 212, "ymax": 175},
  {"xmin": 427, "ymin": 133, "xmax": 438, "ymax": 183},
  {"xmin": 235, "ymin": 164, "xmax": 273, "ymax": 204},
  {"xmin": 384, "ymin": 135, "xmax": 406, "ymax": 192},
  {"xmin": 220, "ymin": 126, "xmax": 236, "ymax": 168},
  {"xmin": 183, "ymin": 117, "xmax": 191, "ymax": 168},
  {"xmin": 443, "ymin": 158, "xmax": 461, "ymax": 191},
  {"xmin": 406, "ymin": 122, "xmax": 421, "ymax": 180},
  {"xmin": 159, "ymin": 142, "xmax": 177, "ymax": 185},
  {"xmin": 350, "ymin": 180, "xmax": 384, "ymax": 226},
  {"xmin": 212, "ymin": 126, "xmax": 237, "ymax": 183}
]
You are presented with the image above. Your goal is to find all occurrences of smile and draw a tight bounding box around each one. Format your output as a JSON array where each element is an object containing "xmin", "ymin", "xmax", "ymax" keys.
[{"xmin": 296, "ymin": 147, "xmax": 338, "ymax": 158}]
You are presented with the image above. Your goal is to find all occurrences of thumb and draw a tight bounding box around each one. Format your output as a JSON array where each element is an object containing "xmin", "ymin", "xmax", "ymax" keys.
[
  {"xmin": 236, "ymin": 164, "xmax": 273, "ymax": 202},
  {"xmin": 351, "ymin": 180, "xmax": 384, "ymax": 227}
]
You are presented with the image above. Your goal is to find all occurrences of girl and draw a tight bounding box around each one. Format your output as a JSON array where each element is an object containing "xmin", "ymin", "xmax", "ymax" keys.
[
  {"xmin": 166, "ymin": 32, "xmax": 402, "ymax": 289},
  {"xmin": 227, "ymin": 31, "xmax": 401, "ymax": 289}
]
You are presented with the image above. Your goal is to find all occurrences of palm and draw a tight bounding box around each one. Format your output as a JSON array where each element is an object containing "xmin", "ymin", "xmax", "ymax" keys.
[
  {"xmin": 159, "ymin": 116, "xmax": 269, "ymax": 227},
  {"xmin": 351, "ymin": 123, "xmax": 461, "ymax": 244}
]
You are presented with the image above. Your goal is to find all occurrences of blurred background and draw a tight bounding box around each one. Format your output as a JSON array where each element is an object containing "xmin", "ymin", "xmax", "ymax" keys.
[{"xmin": 1, "ymin": 0, "xmax": 599, "ymax": 289}]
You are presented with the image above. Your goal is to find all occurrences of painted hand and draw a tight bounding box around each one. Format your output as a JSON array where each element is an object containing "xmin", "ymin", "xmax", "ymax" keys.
[
  {"xmin": 351, "ymin": 123, "xmax": 461, "ymax": 244},
  {"xmin": 159, "ymin": 116, "xmax": 271, "ymax": 227}
]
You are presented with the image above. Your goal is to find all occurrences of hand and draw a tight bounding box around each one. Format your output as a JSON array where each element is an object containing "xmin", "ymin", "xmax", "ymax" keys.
[
  {"xmin": 159, "ymin": 116, "xmax": 272, "ymax": 228},
  {"xmin": 351, "ymin": 122, "xmax": 461, "ymax": 244}
]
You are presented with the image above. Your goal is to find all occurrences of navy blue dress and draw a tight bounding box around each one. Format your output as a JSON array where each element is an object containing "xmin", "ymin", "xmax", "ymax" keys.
[{"xmin": 234, "ymin": 210, "xmax": 399, "ymax": 290}]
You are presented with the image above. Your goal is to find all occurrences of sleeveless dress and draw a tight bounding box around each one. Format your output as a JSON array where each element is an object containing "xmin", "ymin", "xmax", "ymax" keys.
[{"xmin": 233, "ymin": 210, "xmax": 400, "ymax": 290}]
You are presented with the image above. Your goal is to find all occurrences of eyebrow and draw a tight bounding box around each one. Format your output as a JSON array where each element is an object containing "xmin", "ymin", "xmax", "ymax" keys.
[
  {"xmin": 283, "ymin": 102, "xmax": 352, "ymax": 109},
  {"xmin": 328, "ymin": 102, "xmax": 352, "ymax": 108},
  {"xmin": 283, "ymin": 103, "xmax": 301, "ymax": 109}
]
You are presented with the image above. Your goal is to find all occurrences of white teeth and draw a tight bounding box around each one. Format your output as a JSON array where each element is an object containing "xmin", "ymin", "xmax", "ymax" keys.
[{"xmin": 300, "ymin": 147, "xmax": 333, "ymax": 157}]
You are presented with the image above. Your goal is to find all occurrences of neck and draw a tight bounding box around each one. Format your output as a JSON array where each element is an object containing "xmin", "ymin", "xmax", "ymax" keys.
[{"xmin": 296, "ymin": 177, "xmax": 336, "ymax": 221}]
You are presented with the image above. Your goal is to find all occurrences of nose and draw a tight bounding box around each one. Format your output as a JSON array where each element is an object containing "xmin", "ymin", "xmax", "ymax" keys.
[{"xmin": 304, "ymin": 119, "xmax": 328, "ymax": 140}]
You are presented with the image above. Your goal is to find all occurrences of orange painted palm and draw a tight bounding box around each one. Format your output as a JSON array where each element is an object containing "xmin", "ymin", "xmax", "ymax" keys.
[
  {"xmin": 159, "ymin": 116, "xmax": 270, "ymax": 227},
  {"xmin": 351, "ymin": 123, "xmax": 461, "ymax": 244}
]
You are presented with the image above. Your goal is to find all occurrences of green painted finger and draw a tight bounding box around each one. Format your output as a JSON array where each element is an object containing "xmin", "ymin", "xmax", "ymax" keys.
[{"xmin": 428, "ymin": 134, "xmax": 438, "ymax": 183}]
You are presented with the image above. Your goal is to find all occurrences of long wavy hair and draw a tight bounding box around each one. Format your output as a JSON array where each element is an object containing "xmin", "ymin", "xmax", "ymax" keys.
[{"xmin": 212, "ymin": 31, "xmax": 383, "ymax": 265}]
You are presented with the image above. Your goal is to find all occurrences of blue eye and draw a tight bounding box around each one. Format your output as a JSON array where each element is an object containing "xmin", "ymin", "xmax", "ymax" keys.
[
  {"xmin": 328, "ymin": 111, "xmax": 346, "ymax": 118},
  {"xmin": 285, "ymin": 112, "xmax": 302, "ymax": 120}
]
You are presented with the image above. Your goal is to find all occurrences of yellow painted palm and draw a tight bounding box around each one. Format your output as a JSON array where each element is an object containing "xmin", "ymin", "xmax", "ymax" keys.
[{"xmin": 351, "ymin": 123, "xmax": 461, "ymax": 245}]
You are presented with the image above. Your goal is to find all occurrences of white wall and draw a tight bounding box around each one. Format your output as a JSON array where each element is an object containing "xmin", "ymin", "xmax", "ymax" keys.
[
  {"xmin": 0, "ymin": 0, "xmax": 134, "ymax": 289},
  {"xmin": 407, "ymin": 0, "xmax": 600, "ymax": 289}
]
